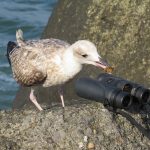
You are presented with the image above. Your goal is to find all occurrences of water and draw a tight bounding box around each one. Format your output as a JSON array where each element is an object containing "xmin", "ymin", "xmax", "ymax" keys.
[{"xmin": 0, "ymin": 0, "xmax": 58, "ymax": 109}]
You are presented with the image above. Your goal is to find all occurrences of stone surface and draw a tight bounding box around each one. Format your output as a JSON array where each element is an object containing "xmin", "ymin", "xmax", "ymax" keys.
[
  {"xmin": 0, "ymin": 101, "xmax": 150, "ymax": 149},
  {"xmin": 1, "ymin": 0, "xmax": 150, "ymax": 149}
]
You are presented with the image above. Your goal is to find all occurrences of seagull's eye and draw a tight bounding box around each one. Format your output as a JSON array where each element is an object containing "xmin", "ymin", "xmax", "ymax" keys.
[{"xmin": 82, "ymin": 54, "xmax": 88, "ymax": 58}]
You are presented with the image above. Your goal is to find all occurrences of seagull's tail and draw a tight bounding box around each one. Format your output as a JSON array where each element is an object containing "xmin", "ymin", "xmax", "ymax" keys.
[
  {"xmin": 6, "ymin": 41, "xmax": 17, "ymax": 66},
  {"xmin": 16, "ymin": 29, "xmax": 25, "ymax": 46}
]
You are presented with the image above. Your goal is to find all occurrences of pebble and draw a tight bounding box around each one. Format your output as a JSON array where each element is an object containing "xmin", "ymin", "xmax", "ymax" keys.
[
  {"xmin": 78, "ymin": 142, "xmax": 84, "ymax": 149},
  {"xmin": 84, "ymin": 136, "xmax": 88, "ymax": 142},
  {"xmin": 93, "ymin": 129, "xmax": 97, "ymax": 134},
  {"xmin": 87, "ymin": 142, "xmax": 95, "ymax": 150}
]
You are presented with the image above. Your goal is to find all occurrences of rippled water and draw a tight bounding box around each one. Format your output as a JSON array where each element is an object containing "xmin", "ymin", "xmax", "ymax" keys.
[{"xmin": 0, "ymin": 0, "xmax": 58, "ymax": 109}]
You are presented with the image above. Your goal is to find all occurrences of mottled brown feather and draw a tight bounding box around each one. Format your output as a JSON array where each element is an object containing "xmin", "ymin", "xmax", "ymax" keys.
[
  {"xmin": 13, "ymin": 67, "xmax": 47, "ymax": 86},
  {"xmin": 9, "ymin": 38, "xmax": 70, "ymax": 87}
]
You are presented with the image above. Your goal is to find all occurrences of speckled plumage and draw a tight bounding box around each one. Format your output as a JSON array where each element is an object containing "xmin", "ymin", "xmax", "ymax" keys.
[
  {"xmin": 8, "ymin": 29, "xmax": 109, "ymax": 111},
  {"xmin": 9, "ymin": 38, "xmax": 77, "ymax": 87}
]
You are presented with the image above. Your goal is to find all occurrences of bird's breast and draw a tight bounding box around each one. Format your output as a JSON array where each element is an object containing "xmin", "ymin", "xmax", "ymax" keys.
[{"xmin": 43, "ymin": 56, "xmax": 82, "ymax": 87}]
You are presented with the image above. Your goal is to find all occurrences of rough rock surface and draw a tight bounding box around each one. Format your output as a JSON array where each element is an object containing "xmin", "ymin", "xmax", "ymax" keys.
[
  {"xmin": 1, "ymin": 0, "xmax": 150, "ymax": 149},
  {"xmin": 1, "ymin": 101, "xmax": 150, "ymax": 149}
]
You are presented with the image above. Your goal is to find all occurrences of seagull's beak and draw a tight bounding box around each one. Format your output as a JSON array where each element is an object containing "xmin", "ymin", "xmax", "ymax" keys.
[{"xmin": 94, "ymin": 57, "xmax": 110, "ymax": 69}]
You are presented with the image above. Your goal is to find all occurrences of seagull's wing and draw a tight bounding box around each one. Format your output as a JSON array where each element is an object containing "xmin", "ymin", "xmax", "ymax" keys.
[
  {"xmin": 10, "ymin": 46, "xmax": 47, "ymax": 86},
  {"xmin": 10, "ymin": 38, "xmax": 70, "ymax": 86},
  {"xmin": 25, "ymin": 38, "xmax": 70, "ymax": 56}
]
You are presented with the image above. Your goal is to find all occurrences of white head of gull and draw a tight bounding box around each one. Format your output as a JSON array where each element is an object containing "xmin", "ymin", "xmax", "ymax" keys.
[
  {"xmin": 7, "ymin": 29, "xmax": 111, "ymax": 111},
  {"xmin": 67, "ymin": 40, "xmax": 108, "ymax": 68}
]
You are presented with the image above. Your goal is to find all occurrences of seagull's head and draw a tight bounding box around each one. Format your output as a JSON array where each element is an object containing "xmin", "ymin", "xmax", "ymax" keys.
[{"xmin": 71, "ymin": 40, "xmax": 110, "ymax": 70}]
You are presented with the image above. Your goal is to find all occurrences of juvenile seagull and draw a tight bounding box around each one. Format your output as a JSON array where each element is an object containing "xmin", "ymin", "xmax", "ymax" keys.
[{"xmin": 7, "ymin": 29, "xmax": 110, "ymax": 111}]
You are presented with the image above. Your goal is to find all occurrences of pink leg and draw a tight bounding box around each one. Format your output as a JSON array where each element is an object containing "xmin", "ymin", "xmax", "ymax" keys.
[
  {"xmin": 29, "ymin": 88, "xmax": 43, "ymax": 111},
  {"xmin": 58, "ymin": 86, "xmax": 65, "ymax": 108}
]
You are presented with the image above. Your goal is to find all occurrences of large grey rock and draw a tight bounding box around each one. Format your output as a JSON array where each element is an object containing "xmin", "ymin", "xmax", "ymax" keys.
[
  {"xmin": 0, "ymin": 101, "xmax": 150, "ymax": 149},
  {"xmin": 1, "ymin": 0, "xmax": 150, "ymax": 149}
]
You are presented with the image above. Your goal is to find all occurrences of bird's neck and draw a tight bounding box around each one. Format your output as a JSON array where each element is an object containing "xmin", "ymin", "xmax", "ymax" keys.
[{"xmin": 62, "ymin": 48, "xmax": 82, "ymax": 77}]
